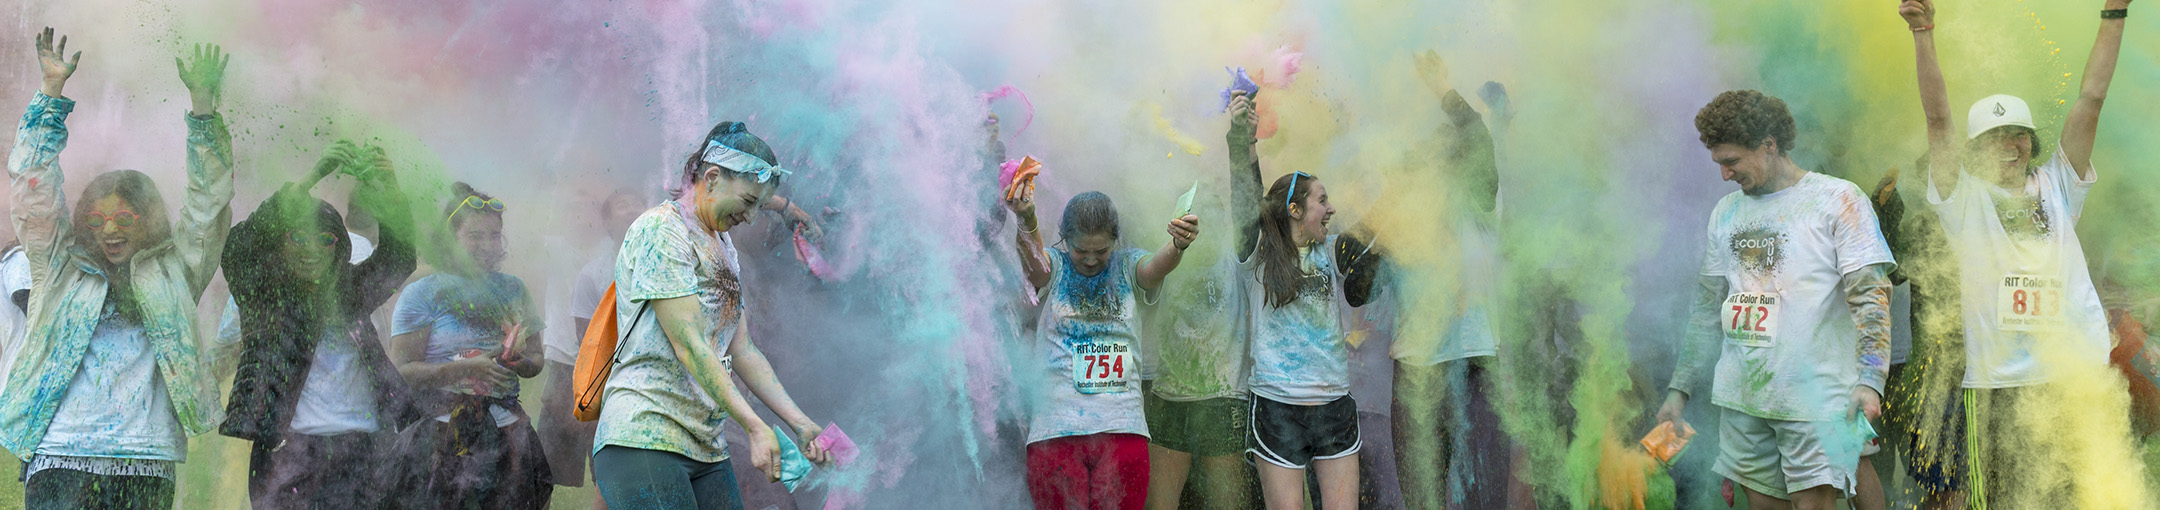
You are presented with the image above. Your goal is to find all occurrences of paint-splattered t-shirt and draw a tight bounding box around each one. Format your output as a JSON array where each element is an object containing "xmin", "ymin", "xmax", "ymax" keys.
[
  {"xmin": 1244, "ymin": 234, "xmax": 1353, "ymax": 405},
  {"xmin": 1702, "ymin": 172, "xmax": 1894, "ymax": 422},
  {"xmin": 1925, "ymin": 147, "xmax": 2109, "ymax": 388},
  {"xmin": 1026, "ymin": 247, "xmax": 1153, "ymax": 444},
  {"xmin": 1143, "ymin": 254, "xmax": 1250, "ymax": 401},
  {"xmin": 595, "ymin": 202, "xmax": 744, "ymax": 462},
  {"xmin": 392, "ymin": 272, "xmax": 542, "ymax": 428}
]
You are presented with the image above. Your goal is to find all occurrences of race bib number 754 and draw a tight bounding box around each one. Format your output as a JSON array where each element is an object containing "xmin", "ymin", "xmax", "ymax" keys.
[
  {"xmin": 1997, "ymin": 275, "xmax": 2066, "ymax": 332},
  {"xmin": 1073, "ymin": 340, "xmax": 1133, "ymax": 394},
  {"xmin": 1722, "ymin": 293, "xmax": 1780, "ymax": 347}
]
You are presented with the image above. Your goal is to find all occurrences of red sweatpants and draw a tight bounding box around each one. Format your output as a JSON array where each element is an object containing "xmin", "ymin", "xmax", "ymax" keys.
[{"xmin": 1024, "ymin": 433, "xmax": 1150, "ymax": 510}]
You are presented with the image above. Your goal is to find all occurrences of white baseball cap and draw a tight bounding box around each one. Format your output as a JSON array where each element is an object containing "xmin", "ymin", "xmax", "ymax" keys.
[{"xmin": 1967, "ymin": 94, "xmax": 2035, "ymax": 140}]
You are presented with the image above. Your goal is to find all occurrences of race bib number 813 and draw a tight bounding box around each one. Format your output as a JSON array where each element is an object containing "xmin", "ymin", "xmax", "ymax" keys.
[
  {"xmin": 1722, "ymin": 293, "xmax": 1780, "ymax": 347},
  {"xmin": 1997, "ymin": 275, "xmax": 2066, "ymax": 332},
  {"xmin": 1073, "ymin": 340, "xmax": 1133, "ymax": 394}
]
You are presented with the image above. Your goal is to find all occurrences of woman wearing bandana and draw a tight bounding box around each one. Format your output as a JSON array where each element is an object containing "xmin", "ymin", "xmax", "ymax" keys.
[
  {"xmin": 593, "ymin": 121, "xmax": 829, "ymax": 510},
  {"xmin": 389, "ymin": 181, "xmax": 553, "ymax": 509}
]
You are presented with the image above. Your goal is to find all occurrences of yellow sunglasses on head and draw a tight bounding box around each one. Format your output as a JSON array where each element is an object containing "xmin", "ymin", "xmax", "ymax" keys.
[{"xmin": 447, "ymin": 196, "xmax": 506, "ymax": 223}]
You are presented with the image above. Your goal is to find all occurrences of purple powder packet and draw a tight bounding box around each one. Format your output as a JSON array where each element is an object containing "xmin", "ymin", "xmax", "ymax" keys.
[{"xmin": 1219, "ymin": 67, "xmax": 1259, "ymax": 112}]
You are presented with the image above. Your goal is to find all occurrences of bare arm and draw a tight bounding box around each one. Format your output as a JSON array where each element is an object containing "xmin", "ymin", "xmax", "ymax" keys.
[
  {"xmin": 1903, "ymin": 1, "xmax": 1963, "ymax": 198},
  {"xmin": 389, "ymin": 328, "xmax": 514, "ymax": 390},
  {"xmin": 724, "ymin": 317, "xmax": 830, "ymax": 463},
  {"xmin": 1005, "ymin": 179, "xmax": 1052, "ymax": 291},
  {"xmin": 2062, "ymin": 0, "xmax": 2132, "ymax": 178},
  {"xmin": 1135, "ymin": 215, "xmax": 1198, "ymax": 291},
  {"xmin": 651, "ymin": 294, "xmax": 780, "ymax": 479}
]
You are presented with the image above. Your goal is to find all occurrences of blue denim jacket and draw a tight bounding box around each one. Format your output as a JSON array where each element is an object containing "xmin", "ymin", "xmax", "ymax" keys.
[{"xmin": 1, "ymin": 92, "xmax": 234, "ymax": 460}]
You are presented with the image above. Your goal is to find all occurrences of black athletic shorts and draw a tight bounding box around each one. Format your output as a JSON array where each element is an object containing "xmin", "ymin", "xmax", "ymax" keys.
[{"xmin": 1246, "ymin": 393, "xmax": 1361, "ymax": 469}]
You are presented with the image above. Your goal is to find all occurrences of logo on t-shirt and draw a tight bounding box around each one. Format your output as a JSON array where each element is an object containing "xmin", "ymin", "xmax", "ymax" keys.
[
  {"xmin": 1728, "ymin": 226, "xmax": 1788, "ymax": 277},
  {"xmin": 1995, "ymin": 196, "xmax": 2053, "ymax": 241}
]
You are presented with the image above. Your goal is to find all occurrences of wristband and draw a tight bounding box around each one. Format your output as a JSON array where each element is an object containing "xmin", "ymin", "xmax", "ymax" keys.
[
  {"xmin": 1911, "ymin": 24, "xmax": 1934, "ymax": 32},
  {"xmin": 2102, "ymin": 9, "xmax": 2128, "ymax": 19}
]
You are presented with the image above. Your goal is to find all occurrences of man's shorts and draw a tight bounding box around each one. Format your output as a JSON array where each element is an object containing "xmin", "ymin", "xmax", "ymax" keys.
[
  {"xmin": 1247, "ymin": 393, "xmax": 1360, "ymax": 470},
  {"xmin": 1142, "ymin": 382, "xmax": 1249, "ymax": 457},
  {"xmin": 1714, "ymin": 407, "xmax": 1861, "ymax": 500}
]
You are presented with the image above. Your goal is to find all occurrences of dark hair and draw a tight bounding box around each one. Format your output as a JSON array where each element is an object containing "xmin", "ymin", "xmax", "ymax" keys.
[
  {"xmin": 443, "ymin": 182, "xmax": 501, "ymax": 231},
  {"xmin": 681, "ymin": 121, "xmax": 784, "ymax": 186},
  {"xmin": 1059, "ymin": 192, "xmax": 1121, "ymax": 242},
  {"xmin": 72, "ymin": 170, "xmax": 172, "ymax": 322},
  {"xmin": 1696, "ymin": 90, "xmax": 1797, "ymax": 156},
  {"xmin": 1969, "ymin": 125, "xmax": 2044, "ymax": 159},
  {"xmin": 1256, "ymin": 172, "xmax": 1318, "ymax": 308}
]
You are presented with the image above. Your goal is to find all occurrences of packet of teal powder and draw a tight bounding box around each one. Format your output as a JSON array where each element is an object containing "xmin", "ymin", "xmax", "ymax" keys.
[{"xmin": 774, "ymin": 425, "xmax": 813, "ymax": 492}]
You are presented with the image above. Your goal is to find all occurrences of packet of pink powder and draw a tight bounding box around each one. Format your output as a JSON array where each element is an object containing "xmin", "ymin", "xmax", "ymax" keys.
[
  {"xmin": 792, "ymin": 227, "xmax": 834, "ymax": 281},
  {"xmin": 813, "ymin": 422, "xmax": 860, "ymax": 467}
]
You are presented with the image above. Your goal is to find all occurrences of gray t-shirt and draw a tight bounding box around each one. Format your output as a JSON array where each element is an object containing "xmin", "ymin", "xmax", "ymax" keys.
[{"xmin": 594, "ymin": 202, "xmax": 744, "ymax": 463}]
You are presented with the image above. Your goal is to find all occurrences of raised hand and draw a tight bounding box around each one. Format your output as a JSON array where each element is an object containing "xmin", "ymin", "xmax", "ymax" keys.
[
  {"xmin": 307, "ymin": 140, "xmax": 361, "ymax": 189},
  {"xmin": 1003, "ymin": 170, "xmax": 1037, "ymax": 221},
  {"xmin": 175, "ymin": 43, "xmax": 231, "ymax": 114},
  {"xmin": 1899, "ymin": 0, "xmax": 1934, "ymax": 30},
  {"xmin": 35, "ymin": 27, "xmax": 82, "ymax": 98},
  {"xmin": 1227, "ymin": 91, "xmax": 1259, "ymax": 143},
  {"xmin": 351, "ymin": 144, "xmax": 396, "ymax": 183},
  {"xmin": 1413, "ymin": 49, "xmax": 1453, "ymax": 98},
  {"xmin": 1167, "ymin": 214, "xmax": 1199, "ymax": 250}
]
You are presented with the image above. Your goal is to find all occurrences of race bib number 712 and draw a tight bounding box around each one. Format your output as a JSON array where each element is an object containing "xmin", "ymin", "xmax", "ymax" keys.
[
  {"xmin": 1073, "ymin": 340, "xmax": 1133, "ymax": 394},
  {"xmin": 1997, "ymin": 275, "xmax": 2066, "ymax": 332},
  {"xmin": 1722, "ymin": 293, "xmax": 1780, "ymax": 347}
]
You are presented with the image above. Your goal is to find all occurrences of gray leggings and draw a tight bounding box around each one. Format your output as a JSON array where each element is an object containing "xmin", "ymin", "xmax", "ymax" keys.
[{"xmin": 593, "ymin": 445, "xmax": 744, "ymax": 510}]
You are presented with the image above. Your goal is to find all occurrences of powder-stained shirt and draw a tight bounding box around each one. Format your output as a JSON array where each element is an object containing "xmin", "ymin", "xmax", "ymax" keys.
[
  {"xmin": 1026, "ymin": 247, "xmax": 1152, "ymax": 444},
  {"xmin": 37, "ymin": 309, "xmax": 184, "ymax": 463},
  {"xmin": 1926, "ymin": 147, "xmax": 2109, "ymax": 388},
  {"xmin": 1391, "ymin": 213, "xmax": 1501, "ymax": 366},
  {"xmin": 392, "ymin": 272, "xmax": 542, "ymax": 428},
  {"xmin": 1703, "ymin": 172, "xmax": 1894, "ymax": 422},
  {"xmin": 595, "ymin": 202, "xmax": 745, "ymax": 463},
  {"xmin": 1245, "ymin": 234, "xmax": 1353, "ymax": 405},
  {"xmin": 1143, "ymin": 254, "xmax": 1249, "ymax": 402}
]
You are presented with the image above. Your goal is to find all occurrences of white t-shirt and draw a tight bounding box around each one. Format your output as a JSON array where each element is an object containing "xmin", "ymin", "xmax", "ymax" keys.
[
  {"xmin": 0, "ymin": 247, "xmax": 28, "ymax": 391},
  {"xmin": 1391, "ymin": 213, "xmax": 1500, "ymax": 366},
  {"xmin": 1244, "ymin": 235, "xmax": 1353, "ymax": 405},
  {"xmin": 546, "ymin": 244, "xmax": 620, "ymax": 365},
  {"xmin": 1703, "ymin": 172, "xmax": 1895, "ymax": 422},
  {"xmin": 1926, "ymin": 147, "xmax": 2109, "ymax": 388},
  {"xmin": 1025, "ymin": 248, "xmax": 1153, "ymax": 444}
]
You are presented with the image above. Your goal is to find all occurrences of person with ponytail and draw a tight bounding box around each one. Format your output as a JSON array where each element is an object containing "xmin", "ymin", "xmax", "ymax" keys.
[
  {"xmin": 1222, "ymin": 90, "xmax": 1383, "ymax": 510},
  {"xmin": 593, "ymin": 121, "xmax": 830, "ymax": 510},
  {"xmin": 3, "ymin": 33, "xmax": 237, "ymax": 509},
  {"xmin": 388, "ymin": 181, "xmax": 553, "ymax": 508}
]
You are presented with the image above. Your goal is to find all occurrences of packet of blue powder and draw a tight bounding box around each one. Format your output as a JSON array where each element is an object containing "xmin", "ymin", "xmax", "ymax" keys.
[
  {"xmin": 774, "ymin": 425, "xmax": 813, "ymax": 492},
  {"xmin": 1219, "ymin": 67, "xmax": 1259, "ymax": 112}
]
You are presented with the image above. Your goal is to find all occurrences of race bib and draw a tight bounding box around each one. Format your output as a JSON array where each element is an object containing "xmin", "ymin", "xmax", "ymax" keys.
[
  {"xmin": 1721, "ymin": 292, "xmax": 1780, "ymax": 347},
  {"xmin": 1997, "ymin": 274, "xmax": 2066, "ymax": 332},
  {"xmin": 1072, "ymin": 340, "xmax": 1133, "ymax": 394}
]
